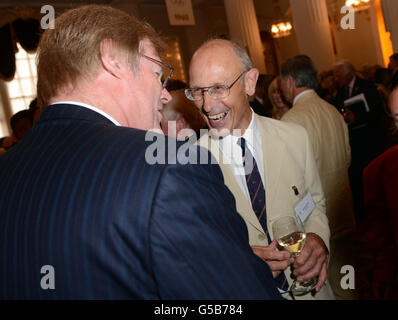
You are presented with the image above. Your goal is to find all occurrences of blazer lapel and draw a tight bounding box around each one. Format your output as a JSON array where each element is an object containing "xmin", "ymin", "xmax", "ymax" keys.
[
  {"xmin": 198, "ymin": 134, "xmax": 264, "ymax": 234},
  {"xmin": 352, "ymin": 77, "xmax": 360, "ymax": 97},
  {"xmin": 256, "ymin": 114, "xmax": 285, "ymax": 213}
]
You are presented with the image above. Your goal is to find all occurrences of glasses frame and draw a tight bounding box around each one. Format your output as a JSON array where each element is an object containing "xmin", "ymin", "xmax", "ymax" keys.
[
  {"xmin": 185, "ymin": 71, "xmax": 248, "ymax": 101},
  {"xmin": 141, "ymin": 54, "xmax": 174, "ymax": 88}
]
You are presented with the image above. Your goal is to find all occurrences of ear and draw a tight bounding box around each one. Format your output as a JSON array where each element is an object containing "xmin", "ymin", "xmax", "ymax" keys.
[
  {"xmin": 288, "ymin": 76, "xmax": 297, "ymax": 91},
  {"xmin": 99, "ymin": 38, "xmax": 124, "ymax": 79},
  {"xmin": 244, "ymin": 68, "xmax": 259, "ymax": 96},
  {"xmin": 176, "ymin": 116, "xmax": 188, "ymax": 132}
]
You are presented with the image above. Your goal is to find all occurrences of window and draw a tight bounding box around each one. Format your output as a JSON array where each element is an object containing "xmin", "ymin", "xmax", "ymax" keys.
[{"xmin": 7, "ymin": 43, "xmax": 37, "ymax": 115}]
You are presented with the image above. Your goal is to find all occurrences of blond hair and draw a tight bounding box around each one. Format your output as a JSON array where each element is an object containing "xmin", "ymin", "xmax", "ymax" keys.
[{"xmin": 37, "ymin": 5, "xmax": 163, "ymax": 106}]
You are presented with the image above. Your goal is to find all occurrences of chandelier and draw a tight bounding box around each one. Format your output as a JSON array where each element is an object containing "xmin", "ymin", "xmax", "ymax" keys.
[
  {"xmin": 271, "ymin": 22, "xmax": 293, "ymax": 38},
  {"xmin": 345, "ymin": 0, "xmax": 371, "ymax": 12},
  {"xmin": 270, "ymin": 0, "xmax": 293, "ymax": 39}
]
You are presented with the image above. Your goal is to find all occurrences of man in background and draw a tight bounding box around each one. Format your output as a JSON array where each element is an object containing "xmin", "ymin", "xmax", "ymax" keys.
[
  {"xmin": 250, "ymin": 74, "xmax": 273, "ymax": 117},
  {"xmin": 10, "ymin": 109, "xmax": 32, "ymax": 142},
  {"xmin": 332, "ymin": 61, "xmax": 384, "ymax": 222},
  {"xmin": 280, "ymin": 55, "xmax": 357, "ymax": 299}
]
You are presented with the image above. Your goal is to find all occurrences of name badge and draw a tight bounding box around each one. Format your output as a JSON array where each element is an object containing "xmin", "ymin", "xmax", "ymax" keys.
[{"xmin": 294, "ymin": 192, "xmax": 315, "ymax": 223}]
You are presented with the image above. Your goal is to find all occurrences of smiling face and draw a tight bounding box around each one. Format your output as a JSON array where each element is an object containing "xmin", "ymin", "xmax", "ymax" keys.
[{"xmin": 188, "ymin": 40, "xmax": 257, "ymax": 137}]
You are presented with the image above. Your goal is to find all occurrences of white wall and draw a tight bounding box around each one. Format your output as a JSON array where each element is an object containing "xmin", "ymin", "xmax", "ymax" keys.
[
  {"xmin": 332, "ymin": 9, "xmax": 382, "ymax": 69},
  {"xmin": 326, "ymin": 0, "xmax": 389, "ymax": 70}
]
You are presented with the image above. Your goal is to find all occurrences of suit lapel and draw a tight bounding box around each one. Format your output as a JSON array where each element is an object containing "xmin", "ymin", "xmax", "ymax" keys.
[
  {"xmin": 198, "ymin": 134, "xmax": 264, "ymax": 234},
  {"xmin": 256, "ymin": 114, "xmax": 285, "ymax": 213},
  {"xmin": 352, "ymin": 77, "xmax": 360, "ymax": 97}
]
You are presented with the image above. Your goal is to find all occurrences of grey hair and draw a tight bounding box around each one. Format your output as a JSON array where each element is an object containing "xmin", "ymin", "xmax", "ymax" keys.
[
  {"xmin": 281, "ymin": 55, "xmax": 318, "ymax": 89},
  {"xmin": 228, "ymin": 40, "xmax": 253, "ymax": 71},
  {"xmin": 334, "ymin": 60, "xmax": 356, "ymax": 76}
]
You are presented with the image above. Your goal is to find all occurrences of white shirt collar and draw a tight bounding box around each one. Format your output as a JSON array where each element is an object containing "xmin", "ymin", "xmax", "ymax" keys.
[
  {"xmin": 293, "ymin": 89, "xmax": 314, "ymax": 105},
  {"xmin": 212, "ymin": 108, "xmax": 265, "ymax": 196},
  {"xmin": 241, "ymin": 109, "xmax": 258, "ymax": 152},
  {"xmin": 51, "ymin": 101, "xmax": 122, "ymax": 126},
  {"xmin": 348, "ymin": 76, "xmax": 356, "ymax": 90},
  {"xmin": 215, "ymin": 109, "xmax": 262, "ymax": 170}
]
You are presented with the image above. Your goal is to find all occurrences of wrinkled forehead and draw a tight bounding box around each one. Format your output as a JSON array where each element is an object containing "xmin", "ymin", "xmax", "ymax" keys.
[{"xmin": 189, "ymin": 43, "xmax": 241, "ymax": 85}]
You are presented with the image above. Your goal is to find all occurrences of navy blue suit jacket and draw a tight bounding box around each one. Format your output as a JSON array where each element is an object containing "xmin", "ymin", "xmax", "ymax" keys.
[{"xmin": 0, "ymin": 104, "xmax": 281, "ymax": 300}]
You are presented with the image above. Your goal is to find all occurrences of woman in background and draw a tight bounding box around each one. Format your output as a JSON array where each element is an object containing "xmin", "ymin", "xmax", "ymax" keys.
[{"xmin": 267, "ymin": 76, "xmax": 291, "ymax": 120}]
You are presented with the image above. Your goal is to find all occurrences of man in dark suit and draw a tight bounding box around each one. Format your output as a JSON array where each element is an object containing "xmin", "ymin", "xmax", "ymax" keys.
[
  {"xmin": 0, "ymin": 5, "xmax": 281, "ymax": 300},
  {"xmin": 332, "ymin": 61, "xmax": 383, "ymax": 127},
  {"xmin": 332, "ymin": 61, "xmax": 385, "ymax": 222},
  {"xmin": 250, "ymin": 74, "xmax": 273, "ymax": 117}
]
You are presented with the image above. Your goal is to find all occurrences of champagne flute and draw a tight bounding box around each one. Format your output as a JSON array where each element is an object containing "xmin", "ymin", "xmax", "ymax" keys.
[{"xmin": 272, "ymin": 215, "xmax": 317, "ymax": 296}]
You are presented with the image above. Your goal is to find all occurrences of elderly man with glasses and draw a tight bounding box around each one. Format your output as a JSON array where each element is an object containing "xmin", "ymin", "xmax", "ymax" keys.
[{"xmin": 187, "ymin": 38, "xmax": 335, "ymax": 300}]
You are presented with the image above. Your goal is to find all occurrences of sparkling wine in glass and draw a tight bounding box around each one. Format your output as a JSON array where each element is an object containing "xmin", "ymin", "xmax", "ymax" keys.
[
  {"xmin": 272, "ymin": 216, "xmax": 317, "ymax": 296},
  {"xmin": 277, "ymin": 230, "xmax": 306, "ymax": 257}
]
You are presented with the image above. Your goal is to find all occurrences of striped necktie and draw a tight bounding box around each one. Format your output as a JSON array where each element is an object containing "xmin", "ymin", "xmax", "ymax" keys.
[{"xmin": 239, "ymin": 137, "xmax": 289, "ymax": 291}]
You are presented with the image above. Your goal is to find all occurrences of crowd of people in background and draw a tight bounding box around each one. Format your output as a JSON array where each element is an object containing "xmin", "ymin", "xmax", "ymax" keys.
[
  {"xmin": 3, "ymin": 57, "xmax": 396, "ymax": 161},
  {"xmin": 0, "ymin": 98, "xmax": 41, "ymax": 155},
  {"xmin": 247, "ymin": 54, "xmax": 398, "ymax": 300}
]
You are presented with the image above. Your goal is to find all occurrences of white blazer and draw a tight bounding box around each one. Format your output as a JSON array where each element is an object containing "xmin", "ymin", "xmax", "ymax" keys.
[{"xmin": 198, "ymin": 113, "xmax": 335, "ymax": 300}]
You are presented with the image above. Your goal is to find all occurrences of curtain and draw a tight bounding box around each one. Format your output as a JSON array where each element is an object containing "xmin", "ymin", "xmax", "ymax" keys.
[{"xmin": 0, "ymin": 8, "xmax": 42, "ymax": 81}]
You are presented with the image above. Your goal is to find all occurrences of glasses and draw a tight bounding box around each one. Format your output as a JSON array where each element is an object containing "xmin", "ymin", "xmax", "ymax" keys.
[
  {"xmin": 185, "ymin": 71, "xmax": 247, "ymax": 101},
  {"xmin": 141, "ymin": 54, "xmax": 174, "ymax": 88}
]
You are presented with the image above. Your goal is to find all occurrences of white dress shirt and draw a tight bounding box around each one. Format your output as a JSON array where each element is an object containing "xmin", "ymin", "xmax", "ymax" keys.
[
  {"xmin": 51, "ymin": 101, "xmax": 121, "ymax": 126},
  {"xmin": 216, "ymin": 109, "xmax": 265, "ymax": 202}
]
